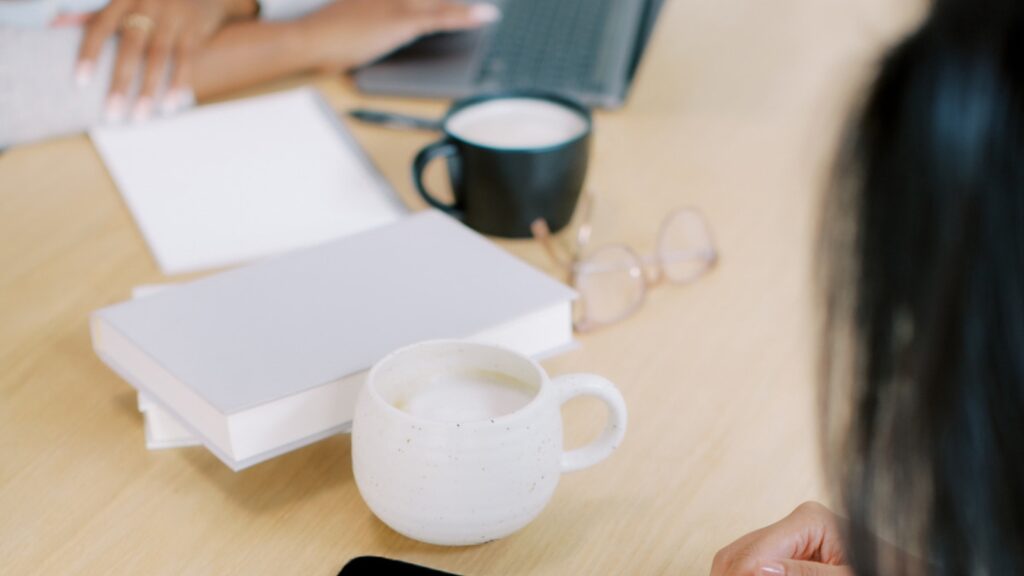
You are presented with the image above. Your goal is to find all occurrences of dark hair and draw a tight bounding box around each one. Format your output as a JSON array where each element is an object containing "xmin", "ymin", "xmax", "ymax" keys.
[{"xmin": 821, "ymin": 4, "xmax": 1024, "ymax": 576}]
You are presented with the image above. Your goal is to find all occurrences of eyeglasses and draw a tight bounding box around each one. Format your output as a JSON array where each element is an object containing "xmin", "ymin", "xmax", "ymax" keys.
[{"xmin": 531, "ymin": 192, "xmax": 719, "ymax": 332}]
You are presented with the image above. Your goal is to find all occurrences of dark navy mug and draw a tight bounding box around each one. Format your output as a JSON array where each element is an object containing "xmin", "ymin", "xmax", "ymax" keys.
[{"xmin": 413, "ymin": 91, "xmax": 592, "ymax": 238}]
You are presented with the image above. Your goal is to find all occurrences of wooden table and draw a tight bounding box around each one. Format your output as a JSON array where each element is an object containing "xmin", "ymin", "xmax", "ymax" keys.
[{"xmin": 0, "ymin": 1, "xmax": 924, "ymax": 573}]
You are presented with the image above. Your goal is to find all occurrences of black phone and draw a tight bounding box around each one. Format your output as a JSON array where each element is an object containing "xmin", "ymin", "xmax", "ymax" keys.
[{"xmin": 338, "ymin": 556, "xmax": 463, "ymax": 576}]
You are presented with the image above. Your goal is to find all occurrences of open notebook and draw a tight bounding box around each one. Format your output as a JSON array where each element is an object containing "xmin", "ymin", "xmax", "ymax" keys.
[{"xmin": 91, "ymin": 87, "xmax": 406, "ymax": 275}]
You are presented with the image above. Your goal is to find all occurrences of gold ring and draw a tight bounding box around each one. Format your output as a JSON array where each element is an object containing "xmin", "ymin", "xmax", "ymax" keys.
[{"xmin": 121, "ymin": 13, "xmax": 154, "ymax": 36}]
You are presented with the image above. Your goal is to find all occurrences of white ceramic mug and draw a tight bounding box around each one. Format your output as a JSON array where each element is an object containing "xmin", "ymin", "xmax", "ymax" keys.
[{"xmin": 352, "ymin": 340, "xmax": 628, "ymax": 546}]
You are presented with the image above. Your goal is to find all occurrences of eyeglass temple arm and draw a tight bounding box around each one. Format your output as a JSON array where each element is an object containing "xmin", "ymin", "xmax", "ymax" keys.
[
  {"xmin": 531, "ymin": 218, "xmax": 574, "ymax": 273},
  {"xmin": 574, "ymin": 190, "xmax": 595, "ymax": 254},
  {"xmin": 530, "ymin": 190, "xmax": 597, "ymax": 281}
]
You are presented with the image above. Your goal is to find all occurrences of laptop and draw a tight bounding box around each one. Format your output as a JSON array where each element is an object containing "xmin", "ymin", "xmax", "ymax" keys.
[{"xmin": 355, "ymin": 0, "xmax": 665, "ymax": 109}]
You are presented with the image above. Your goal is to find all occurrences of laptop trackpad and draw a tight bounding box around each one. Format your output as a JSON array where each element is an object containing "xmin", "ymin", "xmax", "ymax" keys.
[{"xmin": 356, "ymin": 30, "xmax": 484, "ymax": 94}]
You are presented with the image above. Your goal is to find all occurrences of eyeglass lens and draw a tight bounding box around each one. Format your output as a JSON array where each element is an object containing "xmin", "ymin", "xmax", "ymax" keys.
[
  {"xmin": 657, "ymin": 209, "xmax": 717, "ymax": 284},
  {"xmin": 573, "ymin": 244, "xmax": 646, "ymax": 328}
]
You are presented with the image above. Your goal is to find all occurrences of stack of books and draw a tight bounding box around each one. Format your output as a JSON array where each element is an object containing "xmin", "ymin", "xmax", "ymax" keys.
[{"xmin": 91, "ymin": 211, "xmax": 577, "ymax": 470}]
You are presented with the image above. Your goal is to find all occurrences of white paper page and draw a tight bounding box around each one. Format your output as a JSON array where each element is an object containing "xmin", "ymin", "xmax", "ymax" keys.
[
  {"xmin": 90, "ymin": 87, "xmax": 406, "ymax": 275},
  {"xmin": 140, "ymin": 394, "xmax": 203, "ymax": 450}
]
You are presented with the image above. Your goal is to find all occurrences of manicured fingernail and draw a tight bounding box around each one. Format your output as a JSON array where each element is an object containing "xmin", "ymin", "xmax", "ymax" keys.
[
  {"xmin": 470, "ymin": 4, "xmax": 501, "ymax": 23},
  {"xmin": 104, "ymin": 94, "xmax": 127, "ymax": 123},
  {"xmin": 75, "ymin": 61, "xmax": 94, "ymax": 87},
  {"xmin": 759, "ymin": 562, "xmax": 786, "ymax": 575},
  {"xmin": 176, "ymin": 89, "xmax": 196, "ymax": 111},
  {"xmin": 132, "ymin": 97, "xmax": 153, "ymax": 122},
  {"xmin": 159, "ymin": 92, "xmax": 179, "ymax": 115}
]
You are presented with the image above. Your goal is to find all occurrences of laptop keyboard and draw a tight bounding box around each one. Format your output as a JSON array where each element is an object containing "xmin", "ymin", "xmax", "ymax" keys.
[{"xmin": 477, "ymin": 0, "xmax": 614, "ymax": 92}]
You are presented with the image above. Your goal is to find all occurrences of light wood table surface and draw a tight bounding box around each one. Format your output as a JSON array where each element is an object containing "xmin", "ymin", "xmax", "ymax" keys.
[{"xmin": 0, "ymin": 1, "xmax": 924, "ymax": 574}]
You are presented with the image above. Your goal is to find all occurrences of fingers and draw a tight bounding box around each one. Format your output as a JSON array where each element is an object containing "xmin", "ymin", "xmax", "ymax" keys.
[
  {"xmin": 758, "ymin": 559, "xmax": 855, "ymax": 576},
  {"xmin": 164, "ymin": 33, "xmax": 198, "ymax": 114},
  {"xmin": 781, "ymin": 502, "xmax": 847, "ymax": 564},
  {"xmin": 103, "ymin": 1, "xmax": 160, "ymax": 121},
  {"xmin": 711, "ymin": 502, "xmax": 848, "ymax": 576},
  {"xmin": 136, "ymin": 16, "xmax": 180, "ymax": 120},
  {"xmin": 77, "ymin": 0, "xmax": 131, "ymax": 86},
  {"xmin": 411, "ymin": 0, "xmax": 501, "ymax": 35},
  {"xmin": 741, "ymin": 502, "xmax": 846, "ymax": 564},
  {"xmin": 712, "ymin": 553, "xmax": 855, "ymax": 576},
  {"xmin": 52, "ymin": 12, "xmax": 93, "ymax": 27}
]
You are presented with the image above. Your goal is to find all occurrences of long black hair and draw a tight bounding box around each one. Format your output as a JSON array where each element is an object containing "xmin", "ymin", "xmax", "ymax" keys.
[{"xmin": 821, "ymin": 2, "xmax": 1024, "ymax": 575}]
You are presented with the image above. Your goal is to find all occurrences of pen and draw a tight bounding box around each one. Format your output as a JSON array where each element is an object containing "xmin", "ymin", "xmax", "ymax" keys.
[{"xmin": 347, "ymin": 109, "xmax": 442, "ymax": 132}]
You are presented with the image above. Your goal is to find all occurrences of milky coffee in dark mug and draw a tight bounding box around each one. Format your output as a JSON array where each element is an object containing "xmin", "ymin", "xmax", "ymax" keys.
[{"xmin": 413, "ymin": 91, "xmax": 591, "ymax": 238}]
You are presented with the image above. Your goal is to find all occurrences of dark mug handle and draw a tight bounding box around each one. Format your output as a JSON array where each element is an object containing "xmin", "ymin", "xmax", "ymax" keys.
[{"xmin": 413, "ymin": 139, "xmax": 463, "ymax": 218}]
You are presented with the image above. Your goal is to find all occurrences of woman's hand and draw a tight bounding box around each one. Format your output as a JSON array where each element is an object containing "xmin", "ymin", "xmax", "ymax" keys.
[
  {"xmin": 298, "ymin": 0, "xmax": 500, "ymax": 74},
  {"xmin": 711, "ymin": 502, "xmax": 854, "ymax": 576},
  {"xmin": 77, "ymin": 0, "xmax": 257, "ymax": 120}
]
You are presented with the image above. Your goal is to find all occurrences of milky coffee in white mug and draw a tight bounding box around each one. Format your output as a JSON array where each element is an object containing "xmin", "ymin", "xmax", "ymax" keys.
[
  {"xmin": 413, "ymin": 91, "xmax": 592, "ymax": 238},
  {"xmin": 352, "ymin": 340, "xmax": 627, "ymax": 546}
]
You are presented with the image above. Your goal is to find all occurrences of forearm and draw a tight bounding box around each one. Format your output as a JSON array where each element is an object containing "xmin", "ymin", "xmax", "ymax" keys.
[
  {"xmin": 190, "ymin": 0, "xmax": 493, "ymax": 99},
  {"xmin": 193, "ymin": 19, "xmax": 323, "ymax": 100}
]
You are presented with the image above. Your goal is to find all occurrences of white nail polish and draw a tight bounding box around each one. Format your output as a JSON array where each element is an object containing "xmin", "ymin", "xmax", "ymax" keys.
[
  {"xmin": 177, "ymin": 89, "xmax": 196, "ymax": 111},
  {"xmin": 104, "ymin": 95, "xmax": 126, "ymax": 124},
  {"xmin": 159, "ymin": 92, "xmax": 179, "ymax": 116},
  {"xmin": 470, "ymin": 4, "xmax": 501, "ymax": 23},
  {"xmin": 132, "ymin": 97, "xmax": 153, "ymax": 122},
  {"xmin": 75, "ymin": 61, "xmax": 94, "ymax": 88}
]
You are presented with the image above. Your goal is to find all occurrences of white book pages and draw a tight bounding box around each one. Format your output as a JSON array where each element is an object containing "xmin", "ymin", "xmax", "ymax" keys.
[
  {"xmin": 133, "ymin": 286, "xmax": 201, "ymax": 450},
  {"xmin": 139, "ymin": 393, "xmax": 203, "ymax": 450}
]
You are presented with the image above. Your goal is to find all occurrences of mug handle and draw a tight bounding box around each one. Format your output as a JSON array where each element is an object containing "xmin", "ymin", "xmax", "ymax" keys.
[
  {"xmin": 553, "ymin": 374, "xmax": 628, "ymax": 473},
  {"xmin": 413, "ymin": 139, "xmax": 463, "ymax": 218}
]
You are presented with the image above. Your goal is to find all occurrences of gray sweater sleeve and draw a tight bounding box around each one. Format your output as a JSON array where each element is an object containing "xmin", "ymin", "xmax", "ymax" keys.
[
  {"xmin": 0, "ymin": 3, "xmax": 326, "ymax": 150},
  {"xmin": 0, "ymin": 27, "xmax": 114, "ymax": 148}
]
